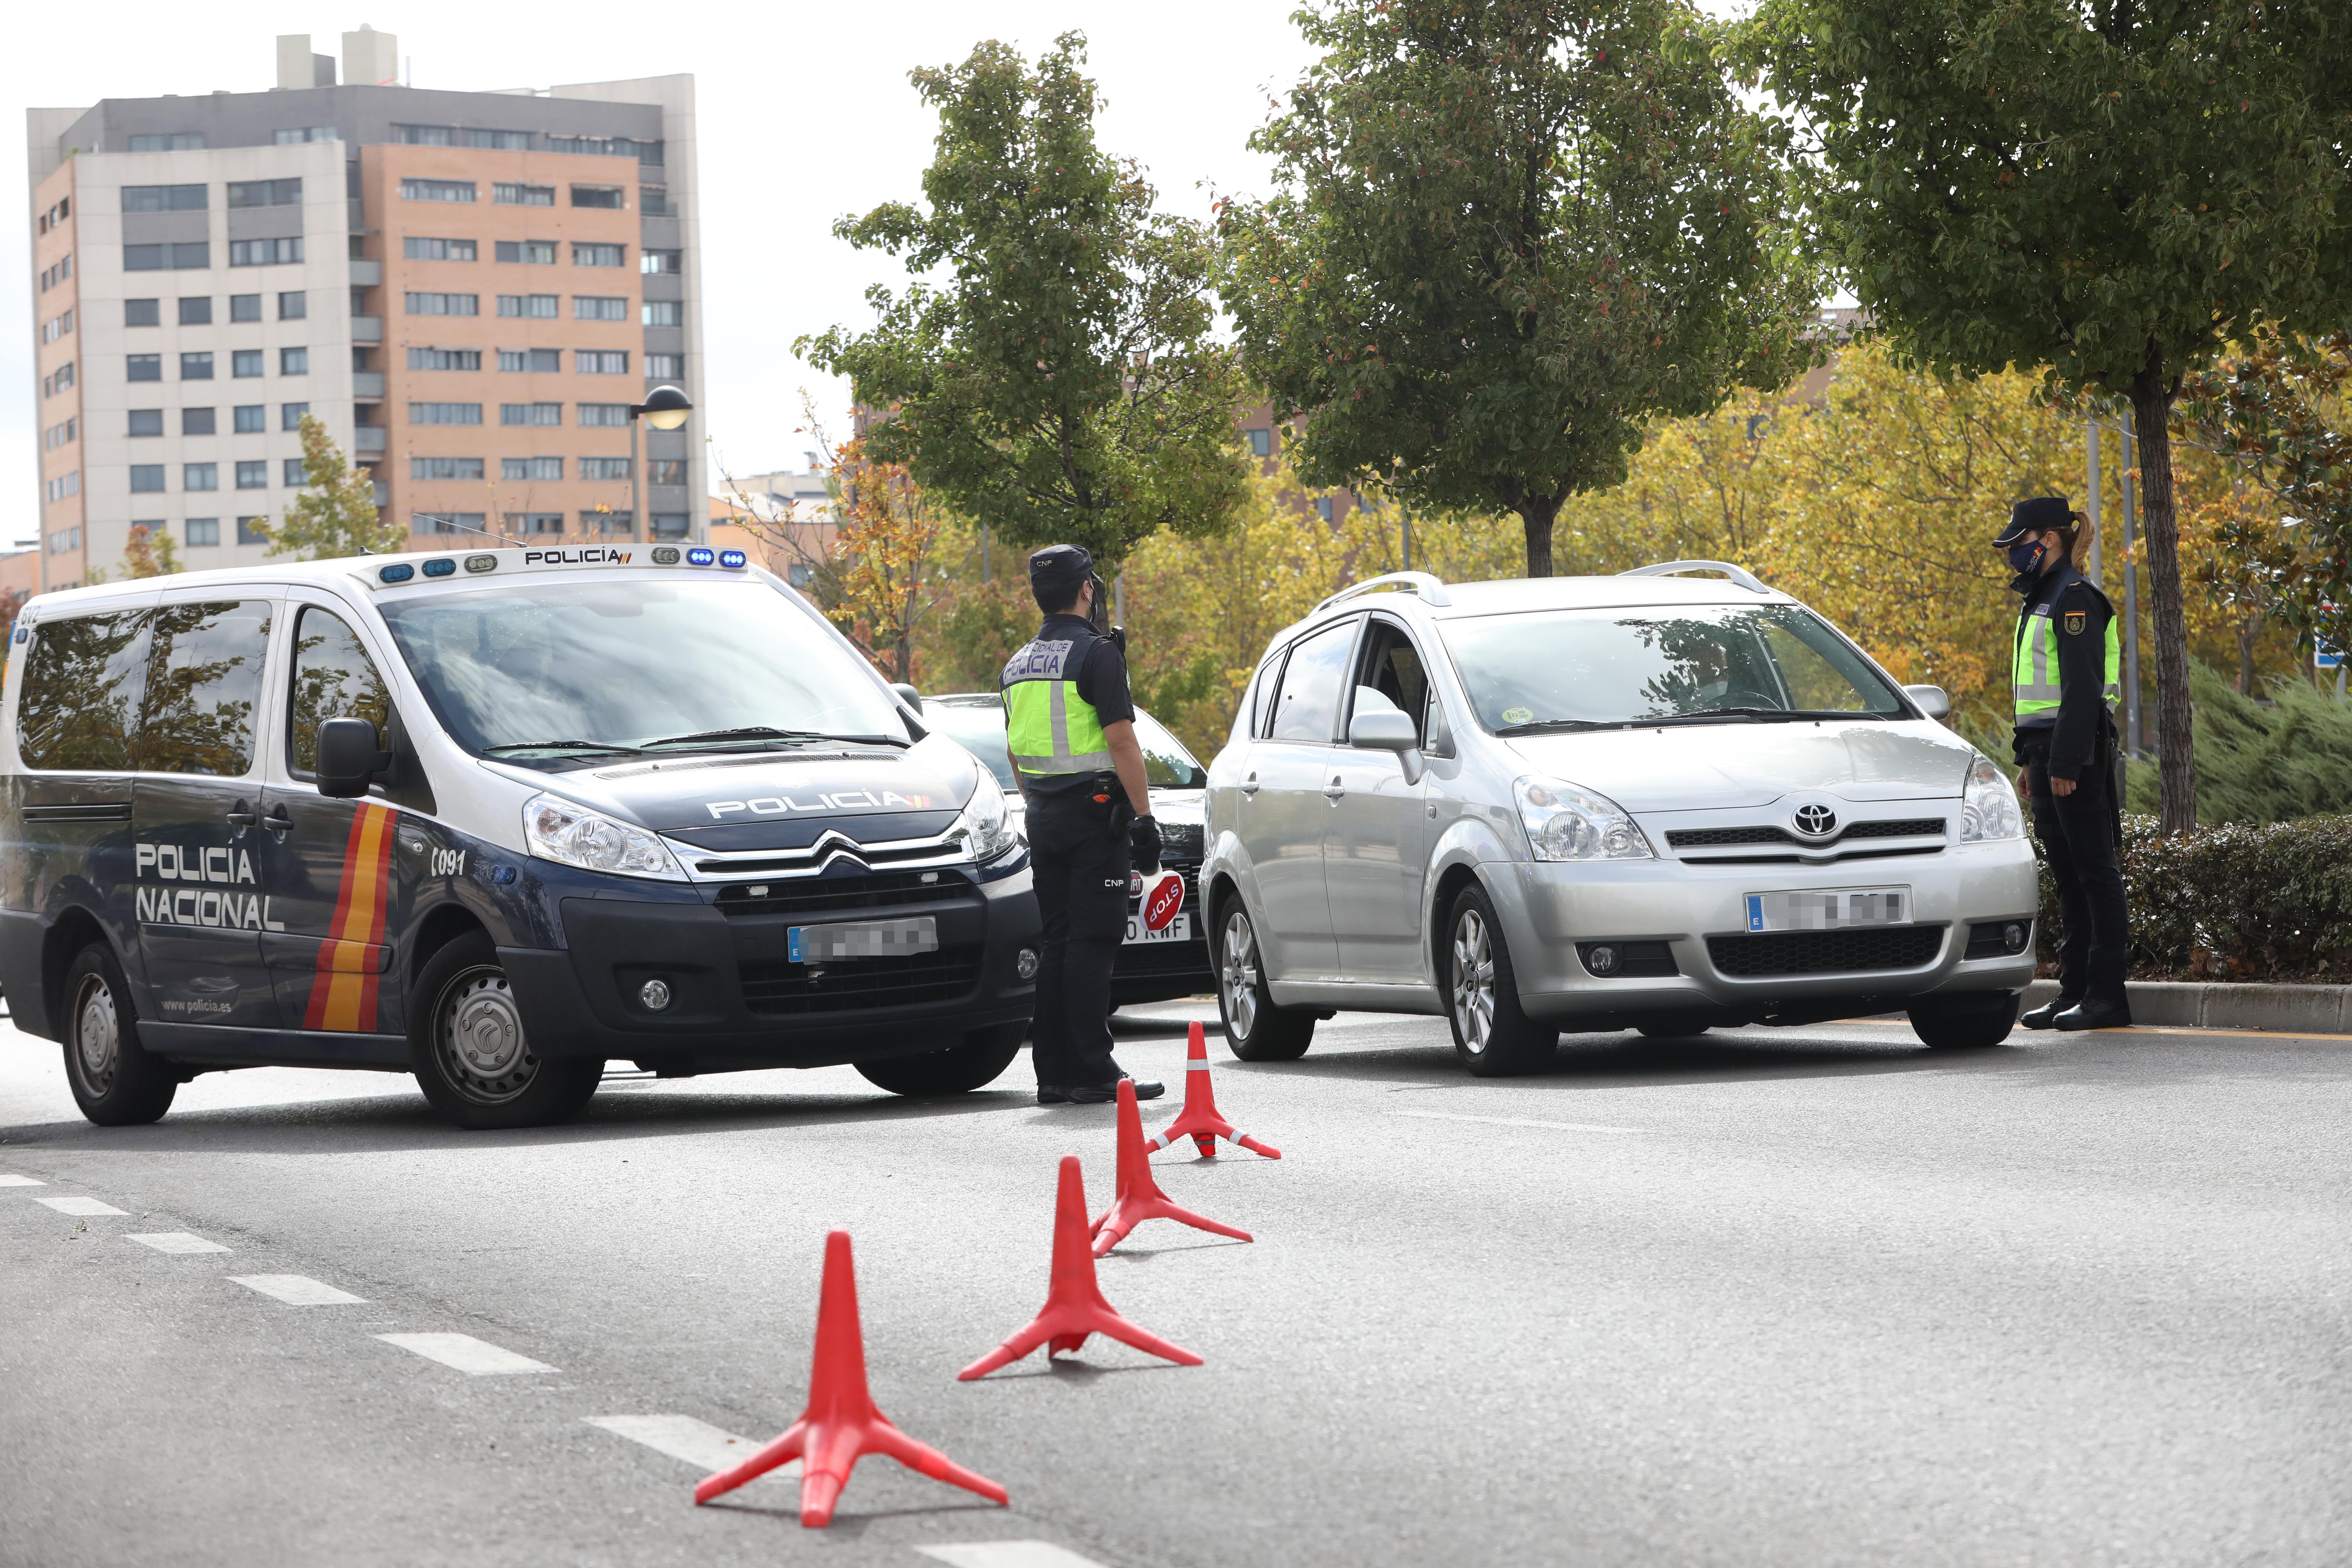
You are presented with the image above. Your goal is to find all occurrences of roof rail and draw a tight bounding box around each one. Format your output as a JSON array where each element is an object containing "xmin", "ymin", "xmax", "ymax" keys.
[
  {"xmin": 1618, "ymin": 559, "xmax": 1771, "ymax": 595},
  {"xmin": 1311, "ymin": 570, "xmax": 1452, "ymax": 616}
]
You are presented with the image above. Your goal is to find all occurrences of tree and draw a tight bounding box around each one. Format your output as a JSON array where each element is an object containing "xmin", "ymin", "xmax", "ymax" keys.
[
  {"xmin": 266, "ymin": 415, "xmax": 405, "ymax": 559},
  {"xmin": 1747, "ymin": 0, "xmax": 2352, "ymax": 834},
  {"xmin": 798, "ymin": 32, "xmax": 1250, "ymax": 568},
  {"xmin": 1219, "ymin": 0, "xmax": 1820, "ymax": 580},
  {"xmin": 114, "ymin": 522, "xmax": 183, "ymax": 580}
]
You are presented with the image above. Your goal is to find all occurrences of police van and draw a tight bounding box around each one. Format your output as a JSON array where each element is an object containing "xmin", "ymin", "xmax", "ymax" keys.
[{"xmin": 0, "ymin": 546, "xmax": 1039, "ymax": 1129}]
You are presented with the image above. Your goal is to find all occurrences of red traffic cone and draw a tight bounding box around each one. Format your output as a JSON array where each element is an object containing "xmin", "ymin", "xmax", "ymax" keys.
[
  {"xmin": 959, "ymin": 1155, "xmax": 1203, "ymax": 1379},
  {"xmin": 695, "ymin": 1230, "xmax": 1007, "ymax": 1527},
  {"xmin": 1092, "ymin": 1078, "xmax": 1252, "ymax": 1255},
  {"xmin": 1144, "ymin": 1020, "xmax": 1282, "ymax": 1159}
]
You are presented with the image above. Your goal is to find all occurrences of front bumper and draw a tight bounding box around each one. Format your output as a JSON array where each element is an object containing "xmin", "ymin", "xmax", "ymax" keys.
[{"xmin": 1112, "ymin": 862, "xmax": 1213, "ymax": 1004}]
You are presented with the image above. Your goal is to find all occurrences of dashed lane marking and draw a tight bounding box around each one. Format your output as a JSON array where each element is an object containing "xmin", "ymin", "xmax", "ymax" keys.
[
  {"xmin": 1396, "ymin": 1110, "xmax": 1643, "ymax": 1134},
  {"xmin": 377, "ymin": 1332, "xmax": 553, "ymax": 1375},
  {"xmin": 36, "ymin": 1195, "xmax": 126, "ymax": 1216},
  {"xmin": 584, "ymin": 1414, "xmax": 798, "ymax": 1480},
  {"xmin": 230, "ymin": 1274, "xmax": 368, "ymax": 1306},
  {"xmin": 0, "ymin": 1174, "xmax": 47, "ymax": 1186},
  {"xmin": 127, "ymin": 1232, "xmax": 228, "ymax": 1254},
  {"xmin": 915, "ymin": 1544, "xmax": 1112, "ymax": 1568}
]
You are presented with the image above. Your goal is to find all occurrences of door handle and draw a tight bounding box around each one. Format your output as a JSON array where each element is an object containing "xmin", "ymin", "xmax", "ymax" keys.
[
  {"xmin": 225, "ymin": 800, "xmax": 257, "ymax": 828},
  {"xmin": 1324, "ymin": 774, "xmax": 1346, "ymax": 801},
  {"xmin": 263, "ymin": 804, "xmax": 293, "ymax": 838},
  {"xmin": 1240, "ymin": 772, "xmax": 1259, "ymax": 796}
]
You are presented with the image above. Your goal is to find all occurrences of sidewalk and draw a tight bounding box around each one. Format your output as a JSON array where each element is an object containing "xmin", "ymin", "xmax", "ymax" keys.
[{"xmin": 2023, "ymin": 979, "xmax": 2352, "ymax": 1034}]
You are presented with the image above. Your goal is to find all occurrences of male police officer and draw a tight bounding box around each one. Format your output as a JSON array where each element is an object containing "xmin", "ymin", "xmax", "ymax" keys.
[
  {"xmin": 1002, "ymin": 545, "xmax": 1167, "ymax": 1105},
  {"xmin": 1994, "ymin": 496, "xmax": 2131, "ymax": 1031}
]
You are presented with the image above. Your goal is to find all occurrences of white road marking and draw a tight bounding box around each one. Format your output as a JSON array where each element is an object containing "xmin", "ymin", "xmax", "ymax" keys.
[
  {"xmin": 1396, "ymin": 1110, "xmax": 1643, "ymax": 1134},
  {"xmin": 376, "ymin": 1332, "xmax": 552, "ymax": 1374},
  {"xmin": 36, "ymin": 1195, "xmax": 126, "ymax": 1216},
  {"xmin": 915, "ymin": 1545, "xmax": 1111, "ymax": 1568},
  {"xmin": 127, "ymin": 1231, "xmax": 228, "ymax": 1254},
  {"xmin": 0, "ymin": 1174, "xmax": 47, "ymax": 1186},
  {"xmin": 584, "ymin": 1414, "xmax": 799, "ymax": 1479},
  {"xmin": 229, "ymin": 1274, "xmax": 367, "ymax": 1305}
]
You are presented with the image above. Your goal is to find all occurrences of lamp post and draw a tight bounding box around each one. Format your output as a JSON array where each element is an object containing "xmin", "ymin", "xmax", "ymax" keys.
[{"xmin": 628, "ymin": 384, "xmax": 694, "ymax": 541}]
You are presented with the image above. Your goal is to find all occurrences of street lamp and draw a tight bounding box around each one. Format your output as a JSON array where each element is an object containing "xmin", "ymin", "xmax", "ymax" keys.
[{"xmin": 628, "ymin": 384, "xmax": 694, "ymax": 542}]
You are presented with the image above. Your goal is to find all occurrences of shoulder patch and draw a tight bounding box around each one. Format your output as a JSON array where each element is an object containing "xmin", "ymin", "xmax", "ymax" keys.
[{"xmin": 2063, "ymin": 609, "xmax": 2087, "ymax": 636}]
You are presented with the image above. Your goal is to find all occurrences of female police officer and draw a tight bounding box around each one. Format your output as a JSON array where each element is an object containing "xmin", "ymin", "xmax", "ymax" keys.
[{"xmin": 1993, "ymin": 496, "xmax": 2131, "ymax": 1031}]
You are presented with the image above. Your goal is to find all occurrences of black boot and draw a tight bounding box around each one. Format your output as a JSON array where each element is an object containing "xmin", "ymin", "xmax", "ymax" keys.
[
  {"xmin": 2019, "ymin": 996, "xmax": 2077, "ymax": 1030},
  {"xmin": 2054, "ymin": 997, "xmax": 2133, "ymax": 1031},
  {"xmin": 1063, "ymin": 1075, "xmax": 1164, "ymax": 1104}
]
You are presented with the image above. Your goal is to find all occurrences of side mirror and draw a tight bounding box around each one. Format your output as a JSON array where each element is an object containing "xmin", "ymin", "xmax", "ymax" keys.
[
  {"xmin": 1902, "ymin": 684, "xmax": 1951, "ymax": 720},
  {"xmin": 1348, "ymin": 708, "xmax": 1424, "ymax": 785},
  {"xmin": 891, "ymin": 682, "xmax": 923, "ymax": 713},
  {"xmin": 315, "ymin": 716, "xmax": 392, "ymax": 799}
]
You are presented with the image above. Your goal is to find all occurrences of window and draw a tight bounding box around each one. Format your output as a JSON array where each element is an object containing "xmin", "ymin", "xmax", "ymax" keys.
[
  {"xmin": 410, "ymin": 402, "xmax": 483, "ymax": 426},
  {"xmin": 181, "ymin": 351, "xmax": 214, "ymax": 380},
  {"xmin": 236, "ymin": 460, "xmax": 268, "ymax": 489},
  {"xmin": 574, "ymin": 296, "xmax": 628, "ymax": 322},
  {"xmin": 229, "ymin": 238, "xmax": 304, "ymax": 267},
  {"xmin": 44, "ymin": 473, "xmax": 81, "ymax": 504},
  {"xmin": 282, "ymin": 458, "xmax": 306, "ymax": 486},
  {"xmin": 494, "ymin": 183, "xmax": 555, "ymax": 207},
  {"xmin": 278, "ymin": 291, "xmax": 306, "ymax": 320},
  {"xmin": 403, "ymin": 237, "xmax": 479, "ymax": 261},
  {"xmin": 576, "ymin": 350, "xmax": 629, "ymax": 374},
  {"xmin": 17, "ymin": 610, "xmax": 154, "ymax": 771},
  {"xmin": 642, "ymin": 300, "xmax": 683, "ymax": 327},
  {"xmin": 410, "ymin": 511, "xmax": 488, "ymax": 537},
  {"xmin": 176, "ymin": 297, "xmax": 210, "ymax": 326},
  {"xmin": 645, "ymin": 353, "xmax": 683, "ymax": 379},
  {"xmin": 124, "ymin": 241, "xmax": 209, "ymax": 271},
  {"xmin": 411, "ymin": 457, "xmax": 485, "ymax": 481},
  {"xmin": 640, "ymin": 248, "xmax": 682, "ymax": 275},
  {"xmin": 43, "ymin": 418, "xmax": 78, "ymax": 450},
  {"xmin": 401, "ymin": 178, "xmax": 476, "ymax": 203},
  {"xmin": 133, "ymin": 466, "xmax": 168, "ymax": 493},
  {"xmin": 497, "ymin": 294, "xmax": 559, "ymax": 318},
  {"xmin": 129, "ymin": 133, "xmax": 204, "ymax": 152},
  {"xmin": 125, "ymin": 299, "xmax": 161, "ymax": 330},
  {"xmin": 45, "ymin": 524, "xmax": 83, "ymax": 552},
  {"xmin": 572, "ymin": 242, "xmax": 625, "ymax": 268},
  {"xmin": 226, "ymin": 177, "xmax": 302, "ymax": 208},
  {"xmin": 43, "ymin": 363, "xmax": 77, "ymax": 397},
  {"xmin": 280, "ymin": 348, "xmax": 308, "ymax": 374},
  {"xmin": 570, "ymin": 185, "xmax": 624, "ymax": 209},
  {"xmin": 501, "ymin": 403, "xmax": 562, "ymax": 427},
  {"xmin": 405, "ymin": 292, "xmax": 479, "ymax": 317},
  {"xmin": 274, "ymin": 127, "xmax": 337, "ymax": 145},
  {"xmin": 577, "ymin": 404, "xmax": 630, "ymax": 427},
  {"xmin": 237, "ymin": 516, "xmax": 271, "ymax": 545},
  {"xmin": 395, "ymin": 124, "xmax": 529, "ymax": 150},
  {"xmin": 184, "ymin": 518, "xmax": 220, "ymax": 546},
  {"xmin": 502, "ymin": 456, "xmax": 565, "ymax": 481},
  {"xmin": 39, "ymin": 253, "xmax": 75, "ymax": 291},
  {"xmin": 230, "ymin": 293, "xmax": 262, "ymax": 323},
  {"xmin": 547, "ymin": 135, "xmax": 660, "ymax": 161},
  {"xmin": 232, "ymin": 350, "xmax": 264, "ymax": 378},
  {"xmin": 639, "ymin": 186, "xmax": 669, "ymax": 216},
  {"xmin": 130, "ymin": 410, "xmax": 164, "ymax": 438},
  {"xmin": 1270, "ymin": 618, "xmax": 1359, "ymax": 742},
  {"xmin": 1243, "ymin": 428, "xmax": 1273, "ymax": 458},
  {"xmin": 1314, "ymin": 496, "xmax": 1334, "ymax": 522},
  {"xmin": 648, "ymin": 459, "xmax": 687, "ymax": 485},
  {"xmin": 181, "ymin": 407, "xmax": 216, "ymax": 436},
  {"xmin": 281, "ymin": 402, "xmax": 309, "ymax": 429},
  {"xmin": 184, "ymin": 462, "xmax": 218, "ymax": 492},
  {"xmin": 582, "ymin": 511, "xmax": 634, "ymax": 536},
  {"xmin": 408, "ymin": 348, "xmax": 482, "ymax": 371},
  {"xmin": 650, "ymin": 513, "xmax": 690, "ymax": 541},
  {"xmin": 129, "ymin": 354, "xmax": 163, "ymax": 382},
  {"xmin": 495, "ymin": 239, "xmax": 557, "ymax": 265},
  {"xmin": 123, "ymin": 183, "xmax": 208, "ymax": 212},
  {"xmin": 39, "ymin": 309, "xmax": 74, "ymax": 343},
  {"xmin": 580, "ymin": 457, "xmax": 632, "ymax": 481},
  {"xmin": 498, "ymin": 348, "xmax": 561, "ymax": 372},
  {"xmin": 137, "ymin": 598, "xmax": 272, "ymax": 777},
  {"xmin": 286, "ymin": 607, "xmax": 391, "ymax": 778},
  {"xmin": 234, "ymin": 405, "xmax": 265, "ymax": 433},
  {"xmin": 505, "ymin": 512, "xmax": 566, "ymax": 534}
]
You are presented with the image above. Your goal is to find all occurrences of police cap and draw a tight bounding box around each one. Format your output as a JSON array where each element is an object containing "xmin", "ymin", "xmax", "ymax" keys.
[
  {"xmin": 1029, "ymin": 544, "xmax": 1094, "ymax": 592},
  {"xmin": 1991, "ymin": 495, "xmax": 2076, "ymax": 547}
]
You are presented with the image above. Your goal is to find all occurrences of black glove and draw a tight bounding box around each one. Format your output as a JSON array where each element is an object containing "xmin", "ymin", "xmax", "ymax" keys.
[{"xmin": 1128, "ymin": 813, "xmax": 1162, "ymax": 876}]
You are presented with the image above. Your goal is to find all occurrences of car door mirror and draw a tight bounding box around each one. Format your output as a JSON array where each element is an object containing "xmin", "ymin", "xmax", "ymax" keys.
[
  {"xmin": 1902, "ymin": 684, "xmax": 1951, "ymax": 720},
  {"xmin": 315, "ymin": 716, "xmax": 392, "ymax": 799},
  {"xmin": 1348, "ymin": 708, "xmax": 1424, "ymax": 785},
  {"xmin": 891, "ymin": 682, "xmax": 923, "ymax": 713}
]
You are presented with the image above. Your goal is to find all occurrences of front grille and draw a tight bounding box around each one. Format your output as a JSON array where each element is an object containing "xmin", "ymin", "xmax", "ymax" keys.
[
  {"xmin": 1841, "ymin": 817, "xmax": 1946, "ymax": 840},
  {"xmin": 737, "ymin": 947, "xmax": 982, "ymax": 1013},
  {"xmin": 1707, "ymin": 926, "xmax": 1944, "ymax": 977},
  {"xmin": 1666, "ymin": 816, "xmax": 1946, "ymax": 851},
  {"xmin": 1667, "ymin": 826, "xmax": 1788, "ymax": 848},
  {"xmin": 696, "ymin": 842, "xmax": 953, "ymax": 875},
  {"xmin": 715, "ymin": 870, "xmax": 980, "ymax": 918},
  {"xmin": 1115, "ymin": 938, "xmax": 1213, "ymax": 978}
]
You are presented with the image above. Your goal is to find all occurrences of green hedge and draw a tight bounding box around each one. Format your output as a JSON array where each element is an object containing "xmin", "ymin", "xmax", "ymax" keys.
[
  {"xmin": 2035, "ymin": 814, "xmax": 2352, "ymax": 980},
  {"xmin": 2119, "ymin": 664, "xmax": 2352, "ymax": 823}
]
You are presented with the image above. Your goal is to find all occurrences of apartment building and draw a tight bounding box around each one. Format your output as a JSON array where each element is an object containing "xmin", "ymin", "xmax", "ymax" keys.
[{"xmin": 26, "ymin": 26, "xmax": 706, "ymax": 592}]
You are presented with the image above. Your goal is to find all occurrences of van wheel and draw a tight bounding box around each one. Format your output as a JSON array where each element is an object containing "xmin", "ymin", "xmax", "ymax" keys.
[
  {"xmin": 410, "ymin": 933, "xmax": 601, "ymax": 1129},
  {"xmin": 856, "ymin": 1023, "xmax": 1024, "ymax": 1096},
  {"xmin": 1908, "ymin": 991, "xmax": 2021, "ymax": 1050},
  {"xmin": 1444, "ymin": 886, "xmax": 1556, "ymax": 1076},
  {"xmin": 1217, "ymin": 903, "xmax": 1314, "ymax": 1062},
  {"xmin": 61, "ymin": 942, "xmax": 176, "ymax": 1126}
]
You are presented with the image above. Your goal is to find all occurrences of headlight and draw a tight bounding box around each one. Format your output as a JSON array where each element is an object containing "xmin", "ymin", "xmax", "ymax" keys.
[
  {"xmin": 950, "ymin": 765, "xmax": 1019, "ymax": 862},
  {"xmin": 1514, "ymin": 776, "xmax": 1653, "ymax": 861},
  {"xmin": 1958, "ymin": 754, "xmax": 2024, "ymax": 842},
  {"xmin": 521, "ymin": 792, "xmax": 686, "ymax": 880}
]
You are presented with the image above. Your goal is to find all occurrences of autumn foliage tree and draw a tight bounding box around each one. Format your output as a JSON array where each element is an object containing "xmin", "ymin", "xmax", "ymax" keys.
[{"xmin": 266, "ymin": 415, "xmax": 405, "ymax": 559}]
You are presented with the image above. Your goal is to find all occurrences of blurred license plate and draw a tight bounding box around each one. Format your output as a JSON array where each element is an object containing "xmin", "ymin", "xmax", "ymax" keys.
[
  {"xmin": 1744, "ymin": 888, "xmax": 1909, "ymax": 932},
  {"xmin": 1124, "ymin": 914, "xmax": 1191, "ymax": 945},
  {"xmin": 788, "ymin": 917, "xmax": 937, "ymax": 962}
]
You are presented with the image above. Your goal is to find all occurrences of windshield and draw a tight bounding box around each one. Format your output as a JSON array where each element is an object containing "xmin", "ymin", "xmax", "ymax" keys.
[
  {"xmin": 377, "ymin": 579, "xmax": 910, "ymax": 765},
  {"xmin": 1443, "ymin": 604, "xmax": 1905, "ymax": 732},
  {"xmin": 923, "ymin": 696, "xmax": 1206, "ymax": 790}
]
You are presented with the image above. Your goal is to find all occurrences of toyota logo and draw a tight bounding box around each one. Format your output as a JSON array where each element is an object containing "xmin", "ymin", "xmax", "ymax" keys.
[{"xmin": 1792, "ymin": 804, "xmax": 1838, "ymax": 837}]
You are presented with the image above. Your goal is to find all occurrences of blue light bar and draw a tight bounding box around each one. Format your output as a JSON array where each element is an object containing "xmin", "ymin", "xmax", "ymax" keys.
[
  {"xmin": 718, "ymin": 549, "xmax": 747, "ymax": 569},
  {"xmin": 686, "ymin": 546, "xmax": 715, "ymax": 567},
  {"xmin": 422, "ymin": 557, "xmax": 456, "ymax": 578},
  {"xmin": 378, "ymin": 562, "xmax": 415, "ymax": 583}
]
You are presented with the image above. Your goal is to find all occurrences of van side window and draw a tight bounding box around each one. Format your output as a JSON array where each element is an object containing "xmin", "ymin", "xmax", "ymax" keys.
[
  {"xmin": 1248, "ymin": 652, "xmax": 1287, "ymax": 740},
  {"xmin": 18, "ymin": 611, "xmax": 154, "ymax": 771},
  {"xmin": 1356, "ymin": 622, "xmax": 1431, "ymax": 744},
  {"xmin": 140, "ymin": 601, "xmax": 272, "ymax": 776},
  {"xmin": 1269, "ymin": 618, "xmax": 1356, "ymax": 743},
  {"xmin": 287, "ymin": 607, "xmax": 390, "ymax": 776}
]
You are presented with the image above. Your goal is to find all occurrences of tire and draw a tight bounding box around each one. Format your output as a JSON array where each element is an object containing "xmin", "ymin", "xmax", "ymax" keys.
[
  {"xmin": 1443, "ymin": 884, "xmax": 1557, "ymax": 1076},
  {"xmin": 409, "ymin": 932, "xmax": 602, "ymax": 1129},
  {"xmin": 1907, "ymin": 990, "xmax": 2022, "ymax": 1050},
  {"xmin": 1215, "ymin": 900, "xmax": 1315, "ymax": 1062},
  {"xmin": 855, "ymin": 1023, "xmax": 1024, "ymax": 1096},
  {"xmin": 60, "ymin": 942, "xmax": 177, "ymax": 1126}
]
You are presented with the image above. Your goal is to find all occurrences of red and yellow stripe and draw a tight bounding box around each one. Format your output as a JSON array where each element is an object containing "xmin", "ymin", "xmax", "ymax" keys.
[{"xmin": 303, "ymin": 802, "xmax": 397, "ymax": 1032}]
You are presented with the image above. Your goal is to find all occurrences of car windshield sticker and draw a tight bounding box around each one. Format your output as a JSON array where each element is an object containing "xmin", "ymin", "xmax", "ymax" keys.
[{"xmin": 1502, "ymin": 707, "xmax": 1534, "ymax": 725}]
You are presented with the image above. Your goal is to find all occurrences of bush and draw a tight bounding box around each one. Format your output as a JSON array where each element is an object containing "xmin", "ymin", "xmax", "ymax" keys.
[{"xmin": 2121, "ymin": 663, "xmax": 2352, "ymax": 823}]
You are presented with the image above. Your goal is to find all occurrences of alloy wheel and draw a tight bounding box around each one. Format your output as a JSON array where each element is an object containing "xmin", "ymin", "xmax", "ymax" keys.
[
  {"xmin": 437, "ymin": 968, "xmax": 540, "ymax": 1105},
  {"xmin": 1221, "ymin": 910, "xmax": 1260, "ymax": 1039},
  {"xmin": 1451, "ymin": 909, "xmax": 1496, "ymax": 1053}
]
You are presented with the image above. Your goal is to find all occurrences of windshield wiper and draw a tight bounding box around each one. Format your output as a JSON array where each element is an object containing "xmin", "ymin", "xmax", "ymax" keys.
[
  {"xmin": 1493, "ymin": 718, "xmax": 1616, "ymax": 736},
  {"xmin": 482, "ymin": 738, "xmax": 644, "ymax": 756},
  {"xmin": 1644, "ymin": 707, "xmax": 1856, "ymax": 727},
  {"xmin": 638, "ymin": 725, "xmax": 829, "ymax": 750}
]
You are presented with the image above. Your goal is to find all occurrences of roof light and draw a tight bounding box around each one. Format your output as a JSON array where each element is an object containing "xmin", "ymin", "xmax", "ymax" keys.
[
  {"xmin": 421, "ymin": 557, "xmax": 456, "ymax": 578},
  {"xmin": 687, "ymin": 547, "xmax": 715, "ymax": 566},
  {"xmin": 718, "ymin": 549, "xmax": 746, "ymax": 569},
  {"xmin": 378, "ymin": 562, "xmax": 414, "ymax": 584}
]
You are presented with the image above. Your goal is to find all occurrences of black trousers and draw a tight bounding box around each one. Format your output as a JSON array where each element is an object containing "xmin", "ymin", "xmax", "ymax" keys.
[
  {"xmin": 2026, "ymin": 744, "xmax": 2129, "ymax": 1005},
  {"xmin": 1025, "ymin": 788, "xmax": 1131, "ymax": 1088}
]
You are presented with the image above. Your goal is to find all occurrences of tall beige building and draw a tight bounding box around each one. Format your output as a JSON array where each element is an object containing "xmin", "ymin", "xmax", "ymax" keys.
[{"xmin": 26, "ymin": 26, "xmax": 707, "ymax": 592}]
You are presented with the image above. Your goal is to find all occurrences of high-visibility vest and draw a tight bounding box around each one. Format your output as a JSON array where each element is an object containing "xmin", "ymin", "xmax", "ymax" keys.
[
  {"xmin": 1002, "ymin": 624, "xmax": 1114, "ymax": 779},
  {"xmin": 2013, "ymin": 575, "xmax": 2121, "ymax": 720}
]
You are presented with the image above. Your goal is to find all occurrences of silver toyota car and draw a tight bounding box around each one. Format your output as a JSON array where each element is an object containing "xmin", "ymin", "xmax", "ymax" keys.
[{"xmin": 1202, "ymin": 562, "xmax": 2039, "ymax": 1074}]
